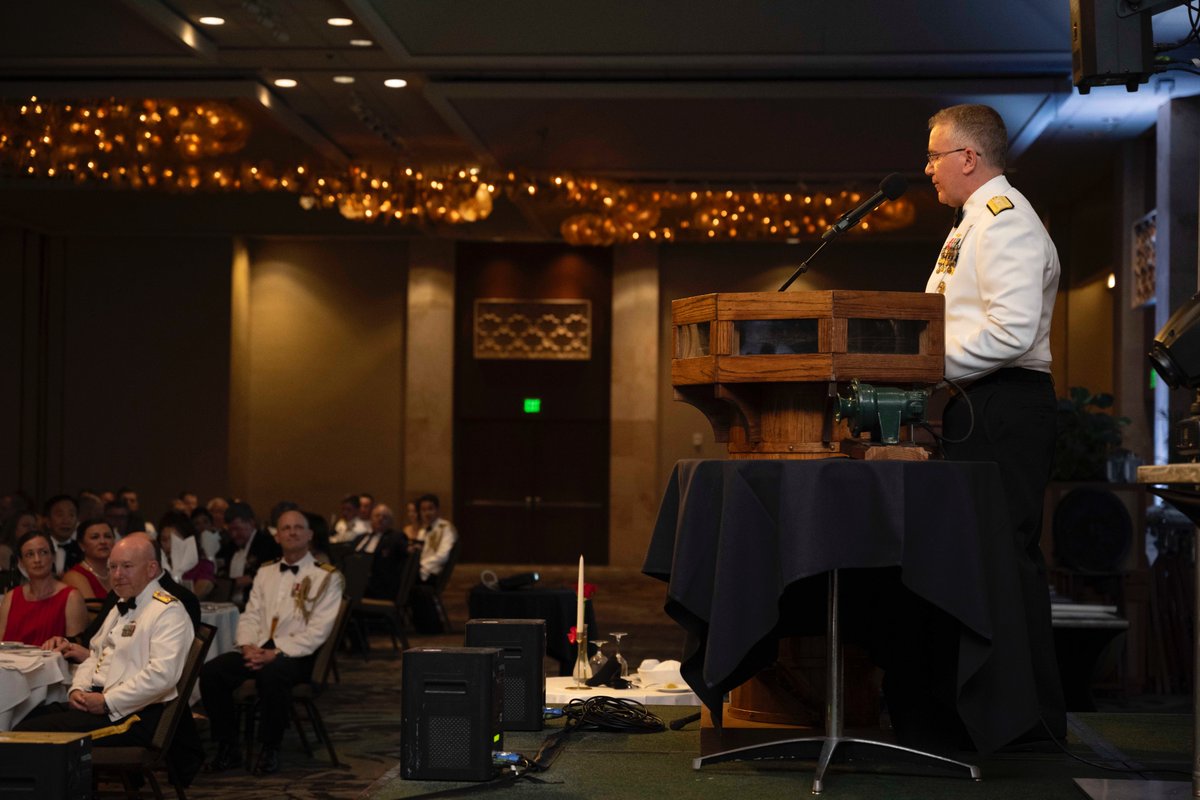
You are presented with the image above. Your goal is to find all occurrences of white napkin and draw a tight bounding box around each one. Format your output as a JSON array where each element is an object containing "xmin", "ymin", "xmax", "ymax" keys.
[
  {"xmin": 0, "ymin": 650, "xmax": 48, "ymax": 674},
  {"xmin": 200, "ymin": 529, "xmax": 222, "ymax": 560},
  {"xmin": 167, "ymin": 533, "xmax": 199, "ymax": 581},
  {"xmin": 638, "ymin": 659, "xmax": 684, "ymax": 687}
]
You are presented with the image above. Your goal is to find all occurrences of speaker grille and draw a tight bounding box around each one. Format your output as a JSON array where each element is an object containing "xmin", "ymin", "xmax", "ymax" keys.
[
  {"xmin": 503, "ymin": 676, "xmax": 527, "ymax": 721},
  {"xmin": 428, "ymin": 715, "xmax": 471, "ymax": 768}
]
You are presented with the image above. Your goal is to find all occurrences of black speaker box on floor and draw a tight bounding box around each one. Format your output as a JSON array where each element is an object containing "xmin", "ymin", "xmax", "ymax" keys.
[
  {"xmin": 465, "ymin": 618, "xmax": 546, "ymax": 731},
  {"xmin": 401, "ymin": 646, "xmax": 504, "ymax": 782},
  {"xmin": 0, "ymin": 732, "xmax": 91, "ymax": 799}
]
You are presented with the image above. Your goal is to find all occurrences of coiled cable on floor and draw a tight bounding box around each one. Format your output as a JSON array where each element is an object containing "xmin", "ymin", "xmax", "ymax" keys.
[{"xmin": 560, "ymin": 696, "xmax": 666, "ymax": 734}]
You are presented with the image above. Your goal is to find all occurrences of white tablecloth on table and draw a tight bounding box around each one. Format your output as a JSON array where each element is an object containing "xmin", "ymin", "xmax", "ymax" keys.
[
  {"xmin": 545, "ymin": 675, "xmax": 700, "ymax": 706},
  {"xmin": 0, "ymin": 648, "xmax": 71, "ymax": 730},
  {"xmin": 199, "ymin": 602, "xmax": 239, "ymax": 660}
]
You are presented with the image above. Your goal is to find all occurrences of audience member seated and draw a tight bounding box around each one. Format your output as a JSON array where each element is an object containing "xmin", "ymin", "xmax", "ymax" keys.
[
  {"xmin": 305, "ymin": 512, "xmax": 333, "ymax": 564},
  {"xmin": 0, "ymin": 510, "xmax": 38, "ymax": 572},
  {"xmin": 44, "ymin": 494, "xmax": 83, "ymax": 576},
  {"xmin": 216, "ymin": 501, "xmax": 281, "ymax": 607},
  {"xmin": 17, "ymin": 533, "xmax": 193, "ymax": 751},
  {"xmin": 117, "ymin": 486, "xmax": 154, "ymax": 536},
  {"xmin": 179, "ymin": 490, "xmax": 199, "ymax": 513},
  {"xmin": 159, "ymin": 511, "xmax": 215, "ymax": 600},
  {"xmin": 330, "ymin": 493, "xmax": 368, "ymax": 544},
  {"xmin": 104, "ymin": 499, "xmax": 132, "ymax": 539},
  {"xmin": 201, "ymin": 509, "xmax": 344, "ymax": 775},
  {"xmin": 401, "ymin": 500, "xmax": 420, "ymax": 543},
  {"xmin": 410, "ymin": 494, "xmax": 458, "ymax": 633},
  {"xmin": 62, "ymin": 518, "xmax": 116, "ymax": 600},
  {"xmin": 190, "ymin": 506, "xmax": 224, "ymax": 562},
  {"xmin": 355, "ymin": 503, "xmax": 411, "ymax": 600},
  {"xmin": 0, "ymin": 530, "xmax": 87, "ymax": 645},
  {"xmin": 206, "ymin": 496, "xmax": 230, "ymax": 532}
]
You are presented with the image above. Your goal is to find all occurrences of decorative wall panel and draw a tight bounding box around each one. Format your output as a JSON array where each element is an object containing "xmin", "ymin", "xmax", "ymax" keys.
[{"xmin": 473, "ymin": 298, "xmax": 592, "ymax": 360}]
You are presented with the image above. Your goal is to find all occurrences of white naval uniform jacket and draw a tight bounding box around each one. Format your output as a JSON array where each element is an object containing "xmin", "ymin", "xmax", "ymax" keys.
[
  {"xmin": 71, "ymin": 578, "xmax": 193, "ymax": 721},
  {"xmin": 236, "ymin": 553, "xmax": 343, "ymax": 658},
  {"xmin": 924, "ymin": 174, "xmax": 1060, "ymax": 383}
]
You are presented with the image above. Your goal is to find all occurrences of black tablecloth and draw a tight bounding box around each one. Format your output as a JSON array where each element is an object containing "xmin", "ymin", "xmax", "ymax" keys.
[
  {"xmin": 467, "ymin": 586, "xmax": 597, "ymax": 676},
  {"xmin": 642, "ymin": 458, "xmax": 1040, "ymax": 753}
]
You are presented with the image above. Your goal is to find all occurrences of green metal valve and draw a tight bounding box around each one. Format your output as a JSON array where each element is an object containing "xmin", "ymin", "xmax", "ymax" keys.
[{"xmin": 835, "ymin": 379, "xmax": 930, "ymax": 445}]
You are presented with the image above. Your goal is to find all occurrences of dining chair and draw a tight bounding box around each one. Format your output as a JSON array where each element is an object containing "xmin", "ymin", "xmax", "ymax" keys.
[
  {"xmin": 91, "ymin": 622, "xmax": 216, "ymax": 800},
  {"xmin": 235, "ymin": 597, "xmax": 351, "ymax": 767}
]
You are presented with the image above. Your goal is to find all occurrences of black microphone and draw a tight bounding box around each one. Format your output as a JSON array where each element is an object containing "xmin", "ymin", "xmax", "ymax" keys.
[{"xmin": 820, "ymin": 173, "xmax": 908, "ymax": 241}]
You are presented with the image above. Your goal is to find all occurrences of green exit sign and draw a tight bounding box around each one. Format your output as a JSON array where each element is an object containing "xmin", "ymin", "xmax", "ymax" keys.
[{"xmin": 523, "ymin": 397, "xmax": 542, "ymax": 414}]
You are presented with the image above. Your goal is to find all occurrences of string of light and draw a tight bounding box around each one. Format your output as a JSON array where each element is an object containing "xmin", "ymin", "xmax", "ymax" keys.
[{"xmin": 0, "ymin": 97, "xmax": 916, "ymax": 245}]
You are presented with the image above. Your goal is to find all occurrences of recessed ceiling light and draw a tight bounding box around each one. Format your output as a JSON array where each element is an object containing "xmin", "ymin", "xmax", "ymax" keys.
[
  {"xmin": 197, "ymin": 16, "xmax": 225, "ymax": 25},
  {"xmin": 273, "ymin": 78, "xmax": 298, "ymax": 88},
  {"xmin": 384, "ymin": 78, "xmax": 408, "ymax": 88},
  {"xmin": 327, "ymin": 17, "xmax": 354, "ymax": 26},
  {"xmin": 332, "ymin": 75, "xmax": 356, "ymax": 85},
  {"xmin": 349, "ymin": 38, "xmax": 373, "ymax": 47}
]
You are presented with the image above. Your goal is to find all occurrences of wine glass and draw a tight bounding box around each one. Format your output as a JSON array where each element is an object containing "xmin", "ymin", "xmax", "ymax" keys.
[
  {"xmin": 590, "ymin": 639, "xmax": 609, "ymax": 672},
  {"xmin": 608, "ymin": 632, "xmax": 629, "ymax": 680}
]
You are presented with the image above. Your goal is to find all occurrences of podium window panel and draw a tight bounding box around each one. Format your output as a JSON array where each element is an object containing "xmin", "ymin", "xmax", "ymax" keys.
[
  {"xmin": 846, "ymin": 318, "xmax": 926, "ymax": 355},
  {"xmin": 733, "ymin": 319, "xmax": 819, "ymax": 355},
  {"xmin": 676, "ymin": 322, "xmax": 710, "ymax": 358}
]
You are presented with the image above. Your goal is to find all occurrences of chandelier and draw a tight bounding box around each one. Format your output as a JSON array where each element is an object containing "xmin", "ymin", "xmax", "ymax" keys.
[{"xmin": 0, "ymin": 98, "xmax": 916, "ymax": 245}]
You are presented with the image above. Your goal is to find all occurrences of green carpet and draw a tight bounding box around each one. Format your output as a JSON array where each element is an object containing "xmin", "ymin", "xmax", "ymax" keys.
[{"xmin": 365, "ymin": 706, "xmax": 1194, "ymax": 800}]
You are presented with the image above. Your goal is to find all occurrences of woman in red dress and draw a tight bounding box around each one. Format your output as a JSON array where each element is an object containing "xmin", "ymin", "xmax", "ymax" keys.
[
  {"xmin": 62, "ymin": 518, "xmax": 115, "ymax": 600},
  {"xmin": 0, "ymin": 530, "xmax": 87, "ymax": 645}
]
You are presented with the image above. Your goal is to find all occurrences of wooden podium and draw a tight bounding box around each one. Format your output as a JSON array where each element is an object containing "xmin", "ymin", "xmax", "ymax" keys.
[
  {"xmin": 671, "ymin": 290, "xmax": 944, "ymax": 458},
  {"xmin": 672, "ymin": 291, "xmax": 978, "ymax": 793}
]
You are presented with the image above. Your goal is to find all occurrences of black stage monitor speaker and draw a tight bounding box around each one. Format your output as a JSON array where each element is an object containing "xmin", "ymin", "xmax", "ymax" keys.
[
  {"xmin": 465, "ymin": 618, "xmax": 546, "ymax": 731},
  {"xmin": 0, "ymin": 732, "xmax": 92, "ymax": 799},
  {"xmin": 401, "ymin": 646, "xmax": 504, "ymax": 782},
  {"xmin": 1070, "ymin": 0, "xmax": 1153, "ymax": 93}
]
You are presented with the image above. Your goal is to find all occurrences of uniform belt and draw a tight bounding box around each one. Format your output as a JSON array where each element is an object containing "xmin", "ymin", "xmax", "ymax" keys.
[{"xmin": 966, "ymin": 367, "xmax": 1052, "ymax": 390}]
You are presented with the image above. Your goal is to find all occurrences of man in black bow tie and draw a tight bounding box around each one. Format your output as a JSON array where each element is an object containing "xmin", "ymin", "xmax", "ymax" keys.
[
  {"xmin": 200, "ymin": 508, "xmax": 343, "ymax": 775},
  {"xmin": 17, "ymin": 533, "xmax": 193, "ymax": 747}
]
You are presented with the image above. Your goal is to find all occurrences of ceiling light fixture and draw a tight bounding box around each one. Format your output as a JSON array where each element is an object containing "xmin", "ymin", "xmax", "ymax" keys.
[
  {"xmin": 349, "ymin": 38, "xmax": 373, "ymax": 47},
  {"xmin": 197, "ymin": 16, "xmax": 225, "ymax": 26},
  {"xmin": 326, "ymin": 17, "xmax": 353, "ymax": 26},
  {"xmin": 273, "ymin": 78, "xmax": 298, "ymax": 88},
  {"xmin": 1, "ymin": 97, "xmax": 918, "ymax": 243},
  {"xmin": 384, "ymin": 78, "xmax": 408, "ymax": 89},
  {"xmin": 332, "ymin": 76, "xmax": 356, "ymax": 85}
]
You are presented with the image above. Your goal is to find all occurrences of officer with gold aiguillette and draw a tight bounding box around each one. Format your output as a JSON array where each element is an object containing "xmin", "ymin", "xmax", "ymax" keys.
[{"xmin": 200, "ymin": 508, "xmax": 344, "ymax": 775}]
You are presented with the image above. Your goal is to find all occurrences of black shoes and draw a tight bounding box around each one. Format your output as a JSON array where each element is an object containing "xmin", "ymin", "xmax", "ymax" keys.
[
  {"xmin": 253, "ymin": 745, "xmax": 280, "ymax": 775},
  {"xmin": 204, "ymin": 742, "xmax": 242, "ymax": 773}
]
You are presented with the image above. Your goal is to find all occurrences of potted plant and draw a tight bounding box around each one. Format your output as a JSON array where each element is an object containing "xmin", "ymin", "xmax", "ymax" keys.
[{"xmin": 1052, "ymin": 386, "xmax": 1130, "ymax": 481}]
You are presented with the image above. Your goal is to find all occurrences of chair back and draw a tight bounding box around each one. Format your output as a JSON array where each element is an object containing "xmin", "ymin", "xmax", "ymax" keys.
[
  {"xmin": 340, "ymin": 554, "xmax": 373, "ymax": 604},
  {"xmin": 393, "ymin": 552, "xmax": 422, "ymax": 607},
  {"xmin": 312, "ymin": 597, "xmax": 352, "ymax": 690},
  {"xmin": 149, "ymin": 622, "xmax": 215, "ymax": 751}
]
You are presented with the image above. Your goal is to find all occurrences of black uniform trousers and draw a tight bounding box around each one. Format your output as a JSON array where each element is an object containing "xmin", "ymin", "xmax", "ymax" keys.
[
  {"xmin": 942, "ymin": 367, "xmax": 1067, "ymax": 739},
  {"xmin": 16, "ymin": 701, "xmax": 164, "ymax": 746},
  {"xmin": 199, "ymin": 651, "xmax": 315, "ymax": 747}
]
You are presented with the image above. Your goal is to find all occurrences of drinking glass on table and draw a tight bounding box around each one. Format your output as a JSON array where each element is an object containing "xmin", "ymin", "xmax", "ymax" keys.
[{"xmin": 609, "ymin": 632, "xmax": 629, "ymax": 680}]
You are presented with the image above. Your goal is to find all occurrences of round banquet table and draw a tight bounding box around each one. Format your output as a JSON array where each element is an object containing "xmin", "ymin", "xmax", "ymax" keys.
[
  {"xmin": 545, "ymin": 675, "xmax": 700, "ymax": 706},
  {"xmin": 0, "ymin": 647, "xmax": 71, "ymax": 730},
  {"xmin": 199, "ymin": 602, "xmax": 239, "ymax": 659}
]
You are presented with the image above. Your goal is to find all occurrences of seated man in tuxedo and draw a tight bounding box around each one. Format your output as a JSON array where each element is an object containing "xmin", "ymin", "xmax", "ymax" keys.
[
  {"xmin": 216, "ymin": 501, "xmax": 281, "ymax": 607},
  {"xmin": 201, "ymin": 509, "xmax": 344, "ymax": 775},
  {"xmin": 18, "ymin": 533, "xmax": 193, "ymax": 747},
  {"xmin": 355, "ymin": 503, "xmax": 414, "ymax": 600}
]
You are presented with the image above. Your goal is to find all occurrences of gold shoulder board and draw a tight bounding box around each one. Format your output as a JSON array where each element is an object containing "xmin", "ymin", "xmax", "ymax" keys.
[
  {"xmin": 153, "ymin": 591, "xmax": 176, "ymax": 604},
  {"xmin": 987, "ymin": 196, "xmax": 1014, "ymax": 216},
  {"xmin": 318, "ymin": 562, "xmax": 338, "ymax": 573}
]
